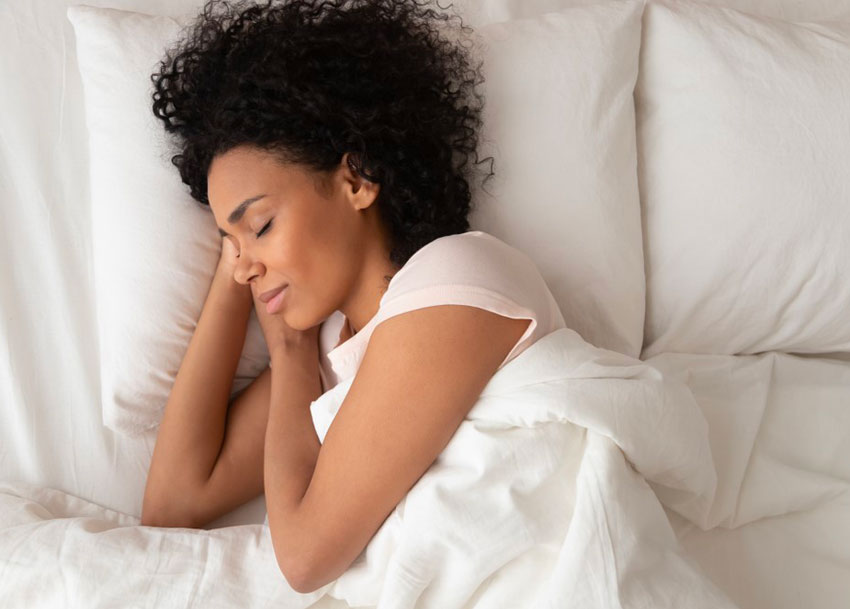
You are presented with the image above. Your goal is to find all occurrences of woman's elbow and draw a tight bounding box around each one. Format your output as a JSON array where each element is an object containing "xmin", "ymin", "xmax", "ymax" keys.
[
  {"xmin": 274, "ymin": 541, "xmax": 333, "ymax": 594},
  {"xmin": 277, "ymin": 555, "xmax": 319, "ymax": 594}
]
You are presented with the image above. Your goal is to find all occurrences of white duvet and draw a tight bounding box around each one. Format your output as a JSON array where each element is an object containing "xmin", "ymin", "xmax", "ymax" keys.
[{"xmin": 0, "ymin": 327, "xmax": 736, "ymax": 608}]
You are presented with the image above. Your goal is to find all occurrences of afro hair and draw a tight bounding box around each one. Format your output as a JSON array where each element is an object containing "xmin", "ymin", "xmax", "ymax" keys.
[{"xmin": 150, "ymin": 0, "xmax": 495, "ymax": 267}]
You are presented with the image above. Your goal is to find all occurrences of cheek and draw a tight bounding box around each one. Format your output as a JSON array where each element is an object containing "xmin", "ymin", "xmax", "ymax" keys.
[
  {"xmin": 273, "ymin": 233, "xmax": 321, "ymax": 292},
  {"xmin": 305, "ymin": 238, "xmax": 357, "ymax": 309},
  {"xmin": 287, "ymin": 199, "xmax": 361, "ymax": 305}
]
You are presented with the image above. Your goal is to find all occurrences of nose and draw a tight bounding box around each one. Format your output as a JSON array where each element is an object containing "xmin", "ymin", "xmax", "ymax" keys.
[{"xmin": 233, "ymin": 251, "xmax": 262, "ymax": 286}]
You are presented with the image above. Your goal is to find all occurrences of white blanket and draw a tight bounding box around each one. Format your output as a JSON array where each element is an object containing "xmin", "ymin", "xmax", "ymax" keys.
[{"xmin": 0, "ymin": 328, "xmax": 736, "ymax": 608}]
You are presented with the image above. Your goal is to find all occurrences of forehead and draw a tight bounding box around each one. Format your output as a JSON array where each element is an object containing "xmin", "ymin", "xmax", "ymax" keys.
[
  {"xmin": 208, "ymin": 146, "xmax": 283, "ymax": 198},
  {"xmin": 209, "ymin": 148, "xmax": 288, "ymax": 219},
  {"xmin": 207, "ymin": 146, "xmax": 323, "ymax": 201}
]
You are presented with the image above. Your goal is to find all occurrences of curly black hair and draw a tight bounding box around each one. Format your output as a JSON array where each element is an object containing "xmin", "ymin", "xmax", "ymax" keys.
[{"xmin": 150, "ymin": 0, "xmax": 494, "ymax": 267}]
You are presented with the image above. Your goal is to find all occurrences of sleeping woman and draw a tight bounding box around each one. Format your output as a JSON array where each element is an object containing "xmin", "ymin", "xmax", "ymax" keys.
[{"xmin": 140, "ymin": 0, "xmax": 567, "ymax": 595}]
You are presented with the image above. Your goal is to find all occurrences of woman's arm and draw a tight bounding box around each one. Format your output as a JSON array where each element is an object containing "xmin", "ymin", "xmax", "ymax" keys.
[
  {"xmin": 264, "ymin": 305, "xmax": 530, "ymax": 593},
  {"xmin": 141, "ymin": 261, "xmax": 256, "ymax": 527}
]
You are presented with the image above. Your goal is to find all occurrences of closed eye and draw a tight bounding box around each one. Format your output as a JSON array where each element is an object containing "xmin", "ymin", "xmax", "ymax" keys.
[{"xmin": 256, "ymin": 219, "xmax": 272, "ymax": 238}]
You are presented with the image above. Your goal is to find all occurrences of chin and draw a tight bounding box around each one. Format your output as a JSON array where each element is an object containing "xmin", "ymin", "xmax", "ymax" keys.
[
  {"xmin": 279, "ymin": 309, "xmax": 297, "ymax": 328},
  {"xmin": 280, "ymin": 307, "xmax": 308, "ymax": 332},
  {"xmin": 288, "ymin": 307, "xmax": 328, "ymax": 333}
]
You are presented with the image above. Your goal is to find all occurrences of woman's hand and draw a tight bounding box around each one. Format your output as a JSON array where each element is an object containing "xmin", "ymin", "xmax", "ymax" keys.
[
  {"xmin": 216, "ymin": 236, "xmax": 242, "ymax": 279},
  {"xmin": 213, "ymin": 237, "xmax": 253, "ymax": 307}
]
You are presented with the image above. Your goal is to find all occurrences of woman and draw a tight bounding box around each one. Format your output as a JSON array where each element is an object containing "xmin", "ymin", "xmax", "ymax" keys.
[{"xmin": 140, "ymin": 0, "xmax": 567, "ymax": 594}]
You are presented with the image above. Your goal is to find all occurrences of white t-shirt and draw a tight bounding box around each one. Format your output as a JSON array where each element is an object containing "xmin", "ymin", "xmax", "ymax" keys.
[{"xmin": 316, "ymin": 230, "xmax": 566, "ymax": 393}]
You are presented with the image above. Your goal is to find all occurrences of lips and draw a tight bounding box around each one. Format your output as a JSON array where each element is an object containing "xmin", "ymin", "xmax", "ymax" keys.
[{"xmin": 258, "ymin": 284, "xmax": 288, "ymax": 303}]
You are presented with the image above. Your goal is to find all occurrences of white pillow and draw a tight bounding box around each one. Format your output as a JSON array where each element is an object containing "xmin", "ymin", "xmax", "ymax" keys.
[
  {"xmin": 68, "ymin": 0, "xmax": 646, "ymax": 437},
  {"xmin": 694, "ymin": 0, "xmax": 850, "ymax": 22},
  {"xmin": 68, "ymin": 5, "xmax": 269, "ymax": 437},
  {"xmin": 468, "ymin": 0, "xmax": 647, "ymax": 359},
  {"xmin": 451, "ymin": 0, "xmax": 850, "ymax": 24},
  {"xmin": 636, "ymin": 0, "xmax": 850, "ymax": 359}
]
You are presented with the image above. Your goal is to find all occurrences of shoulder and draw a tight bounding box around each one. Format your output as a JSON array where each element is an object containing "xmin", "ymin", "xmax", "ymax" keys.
[
  {"xmin": 388, "ymin": 230, "xmax": 539, "ymax": 291},
  {"xmin": 358, "ymin": 304, "xmax": 531, "ymax": 418},
  {"xmin": 380, "ymin": 230, "xmax": 551, "ymax": 309},
  {"xmin": 374, "ymin": 230, "xmax": 559, "ymax": 338},
  {"xmin": 349, "ymin": 303, "xmax": 531, "ymax": 462},
  {"xmin": 371, "ymin": 301, "xmax": 531, "ymax": 355},
  {"xmin": 364, "ymin": 232, "xmax": 541, "ymax": 397}
]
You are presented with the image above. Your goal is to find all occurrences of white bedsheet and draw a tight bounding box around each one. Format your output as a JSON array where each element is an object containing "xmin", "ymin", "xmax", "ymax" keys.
[
  {"xmin": 644, "ymin": 350, "xmax": 850, "ymax": 609},
  {"xmin": 1, "ymin": 327, "xmax": 737, "ymax": 608}
]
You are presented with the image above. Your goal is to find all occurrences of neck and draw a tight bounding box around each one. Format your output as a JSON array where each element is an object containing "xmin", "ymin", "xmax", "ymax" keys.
[
  {"xmin": 342, "ymin": 265, "xmax": 397, "ymax": 334},
  {"xmin": 340, "ymin": 227, "xmax": 399, "ymax": 334}
]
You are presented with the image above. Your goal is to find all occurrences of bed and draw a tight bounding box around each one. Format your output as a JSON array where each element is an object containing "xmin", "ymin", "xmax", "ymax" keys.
[{"xmin": 1, "ymin": 0, "xmax": 848, "ymax": 607}]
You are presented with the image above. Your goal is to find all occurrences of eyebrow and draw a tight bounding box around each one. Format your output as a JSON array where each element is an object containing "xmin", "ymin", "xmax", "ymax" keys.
[{"xmin": 217, "ymin": 194, "xmax": 267, "ymax": 237}]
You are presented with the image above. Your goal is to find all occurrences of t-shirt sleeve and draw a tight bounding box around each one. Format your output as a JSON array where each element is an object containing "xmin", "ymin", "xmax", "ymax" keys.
[{"xmin": 371, "ymin": 231, "xmax": 565, "ymax": 367}]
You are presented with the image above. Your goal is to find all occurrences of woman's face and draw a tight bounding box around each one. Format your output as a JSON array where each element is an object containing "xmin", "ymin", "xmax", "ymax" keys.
[{"xmin": 207, "ymin": 144, "xmax": 382, "ymax": 330}]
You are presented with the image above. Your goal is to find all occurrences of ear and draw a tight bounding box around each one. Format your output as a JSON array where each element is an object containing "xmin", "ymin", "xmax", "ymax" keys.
[{"xmin": 342, "ymin": 152, "xmax": 380, "ymax": 211}]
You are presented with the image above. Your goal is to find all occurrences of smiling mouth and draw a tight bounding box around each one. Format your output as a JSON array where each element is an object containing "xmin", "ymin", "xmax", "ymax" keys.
[
  {"xmin": 265, "ymin": 285, "xmax": 288, "ymax": 315},
  {"xmin": 259, "ymin": 284, "xmax": 288, "ymax": 303}
]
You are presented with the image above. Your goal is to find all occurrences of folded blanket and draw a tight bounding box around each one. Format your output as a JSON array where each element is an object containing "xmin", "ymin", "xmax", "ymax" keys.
[{"xmin": 0, "ymin": 327, "xmax": 736, "ymax": 608}]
